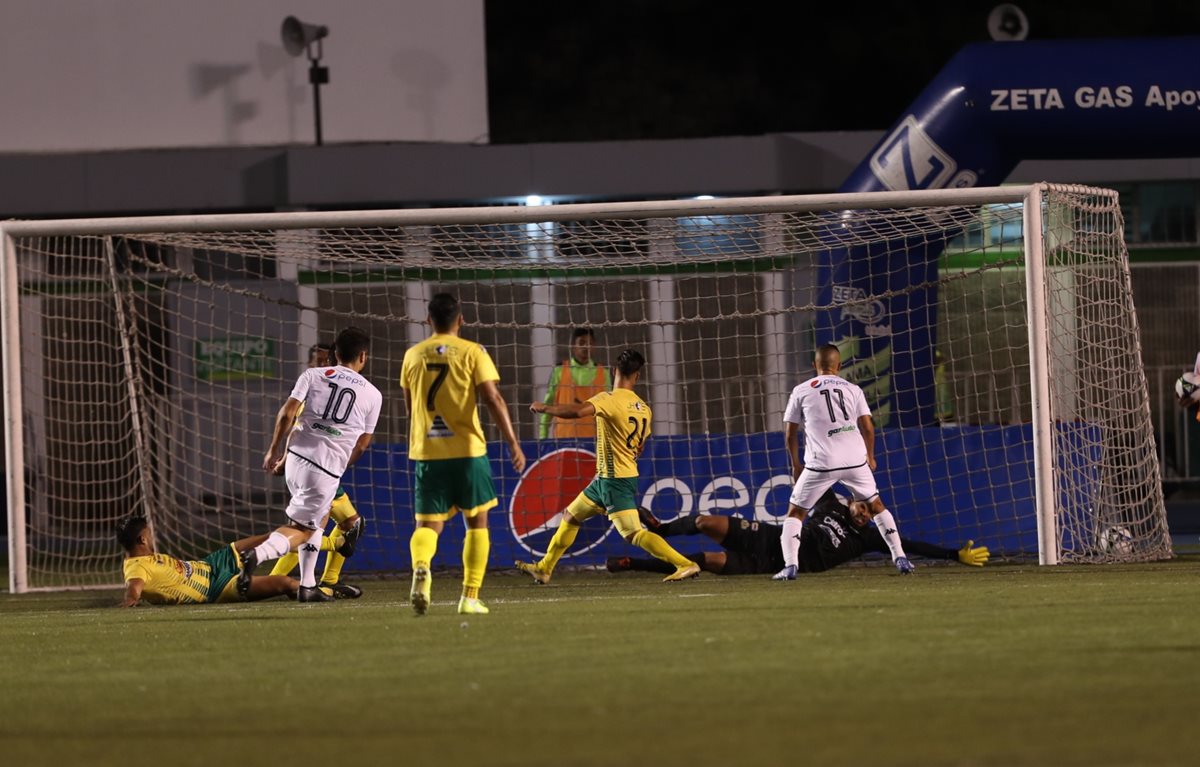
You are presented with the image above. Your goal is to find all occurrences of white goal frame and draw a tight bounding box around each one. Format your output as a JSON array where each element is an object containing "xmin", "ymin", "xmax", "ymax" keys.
[{"xmin": 1, "ymin": 184, "xmax": 1165, "ymax": 591}]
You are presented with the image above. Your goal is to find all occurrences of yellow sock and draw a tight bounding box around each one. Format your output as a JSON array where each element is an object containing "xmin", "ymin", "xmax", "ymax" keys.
[
  {"xmin": 321, "ymin": 551, "xmax": 346, "ymax": 584},
  {"xmin": 318, "ymin": 527, "xmax": 347, "ymax": 583},
  {"xmin": 538, "ymin": 520, "xmax": 580, "ymax": 574},
  {"xmin": 462, "ymin": 528, "xmax": 489, "ymax": 599},
  {"xmin": 410, "ymin": 526, "xmax": 438, "ymax": 570},
  {"xmin": 269, "ymin": 552, "xmax": 298, "ymax": 577},
  {"xmin": 632, "ymin": 529, "xmax": 693, "ymax": 569},
  {"xmin": 321, "ymin": 528, "xmax": 344, "ymax": 552}
]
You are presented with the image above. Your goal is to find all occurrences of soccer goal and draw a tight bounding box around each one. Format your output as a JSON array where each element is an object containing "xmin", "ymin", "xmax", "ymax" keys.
[{"xmin": 1, "ymin": 183, "xmax": 1172, "ymax": 592}]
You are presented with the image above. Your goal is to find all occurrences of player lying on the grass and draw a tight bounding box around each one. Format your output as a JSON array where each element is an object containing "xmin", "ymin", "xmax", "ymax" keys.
[
  {"xmin": 117, "ymin": 515, "xmax": 299, "ymax": 606},
  {"xmin": 267, "ymin": 342, "xmax": 367, "ymax": 600},
  {"xmin": 607, "ymin": 488, "xmax": 990, "ymax": 576}
]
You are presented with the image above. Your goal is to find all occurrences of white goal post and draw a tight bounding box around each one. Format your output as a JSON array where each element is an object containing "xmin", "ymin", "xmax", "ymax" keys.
[{"xmin": 2, "ymin": 184, "xmax": 1172, "ymax": 592}]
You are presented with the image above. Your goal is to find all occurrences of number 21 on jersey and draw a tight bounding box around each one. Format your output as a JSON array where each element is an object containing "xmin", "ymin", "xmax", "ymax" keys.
[{"xmin": 625, "ymin": 416, "xmax": 648, "ymax": 449}]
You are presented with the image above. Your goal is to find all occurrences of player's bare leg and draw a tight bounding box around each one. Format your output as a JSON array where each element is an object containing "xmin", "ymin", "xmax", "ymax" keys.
[{"xmin": 245, "ymin": 575, "xmax": 300, "ymax": 601}]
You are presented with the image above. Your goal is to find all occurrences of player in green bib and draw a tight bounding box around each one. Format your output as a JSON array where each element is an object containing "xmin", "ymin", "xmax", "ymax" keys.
[{"xmin": 519, "ymin": 349, "xmax": 700, "ymax": 583}]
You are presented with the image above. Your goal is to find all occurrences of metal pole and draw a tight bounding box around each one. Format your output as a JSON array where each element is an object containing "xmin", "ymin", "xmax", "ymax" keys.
[
  {"xmin": 307, "ymin": 40, "xmax": 328, "ymax": 146},
  {"xmin": 311, "ymin": 60, "xmax": 323, "ymax": 146},
  {"xmin": 1, "ymin": 227, "xmax": 29, "ymax": 592},
  {"xmin": 1023, "ymin": 185, "xmax": 1058, "ymax": 565}
]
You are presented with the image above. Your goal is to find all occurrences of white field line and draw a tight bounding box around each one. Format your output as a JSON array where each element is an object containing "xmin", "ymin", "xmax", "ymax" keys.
[{"xmin": 4, "ymin": 590, "xmax": 723, "ymax": 620}]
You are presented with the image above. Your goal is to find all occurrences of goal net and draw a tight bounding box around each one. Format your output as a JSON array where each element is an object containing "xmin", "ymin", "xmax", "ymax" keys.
[{"xmin": 2, "ymin": 184, "xmax": 1172, "ymax": 592}]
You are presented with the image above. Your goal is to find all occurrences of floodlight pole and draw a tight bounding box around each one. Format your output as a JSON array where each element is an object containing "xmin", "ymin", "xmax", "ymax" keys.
[{"xmin": 307, "ymin": 40, "xmax": 329, "ymax": 146}]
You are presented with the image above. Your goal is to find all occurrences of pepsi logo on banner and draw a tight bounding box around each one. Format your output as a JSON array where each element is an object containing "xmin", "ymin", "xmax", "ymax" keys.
[{"xmin": 509, "ymin": 447, "xmax": 610, "ymax": 557}]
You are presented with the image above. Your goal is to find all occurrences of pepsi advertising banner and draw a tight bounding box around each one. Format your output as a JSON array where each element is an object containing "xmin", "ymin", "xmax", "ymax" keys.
[
  {"xmin": 340, "ymin": 427, "xmax": 1100, "ymax": 571},
  {"xmin": 825, "ymin": 38, "xmax": 1200, "ymax": 427}
]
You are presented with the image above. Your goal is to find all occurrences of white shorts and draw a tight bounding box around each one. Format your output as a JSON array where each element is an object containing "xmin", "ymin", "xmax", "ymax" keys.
[
  {"xmin": 284, "ymin": 453, "xmax": 340, "ymax": 530},
  {"xmin": 789, "ymin": 463, "xmax": 880, "ymax": 511}
]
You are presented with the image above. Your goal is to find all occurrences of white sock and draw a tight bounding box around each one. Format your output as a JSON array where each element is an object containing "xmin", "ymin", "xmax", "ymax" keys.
[
  {"xmin": 297, "ymin": 528, "xmax": 323, "ymax": 588},
  {"xmin": 872, "ymin": 509, "xmax": 908, "ymax": 561},
  {"xmin": 780, "ymin": 517, "xmax": 803, "ymax": 568},
  {"xmin": 252, "ymin": 531, "xmax": 291, "ymax": 564}
]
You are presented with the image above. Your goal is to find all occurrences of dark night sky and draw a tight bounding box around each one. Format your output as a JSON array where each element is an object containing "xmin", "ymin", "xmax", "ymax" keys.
[{"xmin": 485, "ymin": 0, "xmax": 1200, "ymax": 143}]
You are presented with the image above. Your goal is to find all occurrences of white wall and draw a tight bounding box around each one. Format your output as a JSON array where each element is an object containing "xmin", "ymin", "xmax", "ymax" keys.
[{"xmin": 0, "ymin": 0, "xmax": 488, "ymax": 151}]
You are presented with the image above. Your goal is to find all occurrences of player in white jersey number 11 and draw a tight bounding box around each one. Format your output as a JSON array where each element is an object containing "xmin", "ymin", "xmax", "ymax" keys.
[{"xmin": 774, "ymin": 343, "xmax": 914, "ymax": 580}]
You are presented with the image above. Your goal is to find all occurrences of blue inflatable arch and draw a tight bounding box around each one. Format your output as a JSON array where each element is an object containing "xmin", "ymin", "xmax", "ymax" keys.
[{"xmin": 822, "ymin": 37, "xmax": 1200, "ymax": 426}]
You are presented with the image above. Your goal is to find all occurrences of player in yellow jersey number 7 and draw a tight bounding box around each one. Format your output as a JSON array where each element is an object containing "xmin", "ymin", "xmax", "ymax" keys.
[
  {"xmin": 519, "ymin": 348, "xmax": 700, "ymax": 583},
  {"xmin": 402, "ymin": 293, "xmax": 526, "ymax": 616}
]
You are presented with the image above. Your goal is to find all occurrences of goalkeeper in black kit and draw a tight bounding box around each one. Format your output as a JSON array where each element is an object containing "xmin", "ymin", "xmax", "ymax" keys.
[{"xmin": 607, "ymin": 489, "xmax": 990, "ymax": 576}]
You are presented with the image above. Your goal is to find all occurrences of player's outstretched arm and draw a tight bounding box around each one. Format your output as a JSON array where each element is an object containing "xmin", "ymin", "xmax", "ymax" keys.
[
  {"xmin": 119, "ymin": 578, "xmax": 145, "ymax": 607},
  {"xmin": 347, "ymin": 432, "xmax": 374, "ymax": 467},
  {"xmin": 480, "ymin": 380, "xmax": 526, "ymax": 473},
  {"xmin": 531, "ymin": 400, "xmax": 596, "ymax": 420},
  {"xmin": 784, "ymin": 422, "xmax": 804, "ymax": 480},
  {"xmin": 263, "ymin": 397, "xmax": 304, "ymax": 472},
  {"xmin": 857, "ymin": 414, "xmax": 876, "ymax": 471},
  {"xmin": 888, "ymin": 536, "xmax": 989, "ymax": 566}
]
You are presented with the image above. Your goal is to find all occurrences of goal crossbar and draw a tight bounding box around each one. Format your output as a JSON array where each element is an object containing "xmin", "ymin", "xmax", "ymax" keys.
[{"xmin": 0, "ymin": 187, "xmax": 1035, "ymax": 237}]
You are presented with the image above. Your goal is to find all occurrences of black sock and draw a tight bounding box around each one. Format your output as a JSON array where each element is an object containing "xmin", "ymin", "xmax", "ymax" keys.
[
  {"xmin": 658, "ymin": 515, "xmax": 700, "ymax": 537},
  {"xmin": 627, "ymin": 557, "xmax": 676, "ymax": 575}
]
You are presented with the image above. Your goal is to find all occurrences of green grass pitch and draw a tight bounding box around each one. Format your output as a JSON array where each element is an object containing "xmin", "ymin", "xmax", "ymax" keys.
[{"xmin": 2, "ymin": 558, "xmax": 1198, "ymax": 767}]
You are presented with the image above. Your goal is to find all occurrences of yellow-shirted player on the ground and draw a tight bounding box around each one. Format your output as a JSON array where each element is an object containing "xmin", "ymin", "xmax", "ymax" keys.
[
  {"xmin": 268, "ymin": 342, "xmax": 366, "ymax": 599},
  {"xmin": 518, "ymin": 348, "xmax": 701, "ymax": 583},
  {"xmin": 402, "ymin": 293, "xmax": 526, "ymax": 616},
  {"xmin": 116, "ymin": 515, "xmax": 298, "ymax": 606}
]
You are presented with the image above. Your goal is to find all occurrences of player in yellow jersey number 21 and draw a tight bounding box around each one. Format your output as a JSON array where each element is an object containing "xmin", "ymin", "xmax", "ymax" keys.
[{"xmin": 520, "ymin": 348, "xmax": 700, "ymax": 583}]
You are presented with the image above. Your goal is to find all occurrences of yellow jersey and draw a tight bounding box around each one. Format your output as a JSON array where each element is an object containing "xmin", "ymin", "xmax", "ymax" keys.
[
  {"xmin": 123, "ymin": 552, "xmax": 220, "ymax": 605},
  {"xmin": 401, "ymin": 333, "xmax": 500, "ymax": 461},
  {"xmin": 589, "ymin": 388, "xmax": 651, "ymax": 478}
]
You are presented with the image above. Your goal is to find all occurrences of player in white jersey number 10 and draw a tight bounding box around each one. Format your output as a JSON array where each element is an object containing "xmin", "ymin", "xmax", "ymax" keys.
[
  {"xmin": 236, "ymin": 327, "xmax": 384, "ymax": 603},
  {"xmin": 773, "ymin": 343, "xmax": 914, "ymax": 580}
]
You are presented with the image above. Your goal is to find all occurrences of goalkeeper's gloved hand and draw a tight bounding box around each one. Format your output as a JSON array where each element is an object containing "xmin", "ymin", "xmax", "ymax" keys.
[{"xmin": 957, "ymin": 540, "xmax": 989, "ymax": 566}]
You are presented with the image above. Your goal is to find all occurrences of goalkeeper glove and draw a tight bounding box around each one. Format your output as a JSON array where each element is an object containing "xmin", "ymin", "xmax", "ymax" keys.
[{"xmin": 957, "ymin": 540, "xmax": 989, "ymax": 567}]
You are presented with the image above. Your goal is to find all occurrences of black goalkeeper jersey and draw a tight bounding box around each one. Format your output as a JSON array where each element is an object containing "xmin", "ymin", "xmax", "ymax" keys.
[
  {"xmin": 797, "ymin": 490, "xmax": 958, "ymax": 572},
  {"xmin": 799, "ymin": 502, "xmax": 886, "ymax": 572}
]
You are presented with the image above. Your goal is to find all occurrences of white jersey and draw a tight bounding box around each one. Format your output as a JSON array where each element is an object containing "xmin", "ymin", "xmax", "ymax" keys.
[
  {"xmin": 783, "ymin": 375, "xmax": 872, "ymax": 471},
  {"xmin": 286, "ymin": 365, "xmax": 383, "ymax": 477}
]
